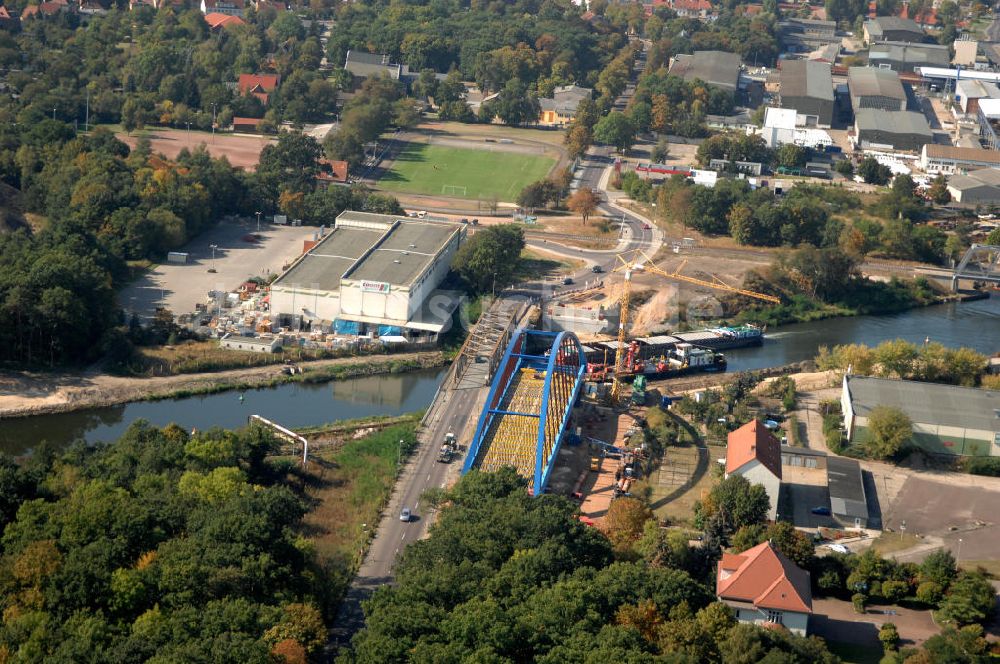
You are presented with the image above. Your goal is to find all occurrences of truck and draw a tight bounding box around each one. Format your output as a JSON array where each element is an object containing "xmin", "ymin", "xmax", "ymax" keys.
[{"xmin": 438, "ymin": 432, "xmax": 457, "ymax": 463}]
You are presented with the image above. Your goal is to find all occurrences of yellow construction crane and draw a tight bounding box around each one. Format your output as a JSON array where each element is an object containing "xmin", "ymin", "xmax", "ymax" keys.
[{"xmin": 609, "ymin": 249, "xmax": 781, "ymax": 402}]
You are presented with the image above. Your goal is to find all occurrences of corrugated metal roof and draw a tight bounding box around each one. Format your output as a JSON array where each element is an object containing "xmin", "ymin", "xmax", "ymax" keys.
[
  {"xmin": 827, "ymin": 456, "xmax": 868, "ymax": 520},
  {"xmin": 668, "ymin": 50, "xmax": 742, "ymax": 90},
  {"xmin": 781, "ymin": 59, "xmax": 834, "ymax": 101},
  {"xmin": 868, "ymin": 41, "xmax": 950, "ymax": 66},
  {"xmin": 923, "ymin": 144, "xmax": 1000, "ymax": 164},
  {"xmin": 855, "ymin": 108, "xmax": 932, "ymax": 136},
  {"xmin": 847, "ymin": 375, "xmax": 1000, "ymax": 432},
  {"xmin": 848, "ymin": 66, "xmax": 906, "ymax": 100}
]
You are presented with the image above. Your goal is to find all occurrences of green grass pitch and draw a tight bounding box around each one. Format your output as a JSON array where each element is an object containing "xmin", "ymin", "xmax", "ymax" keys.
[{"xmin": 378, "ymin": 142, "xmax": 556, "ymax": 201}]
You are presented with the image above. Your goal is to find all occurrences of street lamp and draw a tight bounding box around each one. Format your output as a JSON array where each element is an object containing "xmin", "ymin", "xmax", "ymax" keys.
[
  {"xmin": 211, "ymin": 103, "xmax": 217, "ymax": 143},
  {"xmin": 51, "ymin": 107, "xmax": 56, "ymax": 121},
  {"xmin": 255, "ymin": 210, "xmax": 261, "ymax": 232},
  {"xmin": 209, "ymin": 243, "xmax": 218, "ymax": 273},
  {"xmin": 185, "ymin": 121, "xmax": 191, "ymax": 137},
  {"xmin": 398, "ymin": 438, "xmax": 404, "ymax": 467},
  {"xmin": 957, "ymin": 538, "xmax": 964, "ymax": 562}
]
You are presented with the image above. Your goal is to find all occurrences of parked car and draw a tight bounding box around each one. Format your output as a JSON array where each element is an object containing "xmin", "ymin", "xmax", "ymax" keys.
[
  {"xmin": 400, "ymin": 508, "xmax": 412, "ymax": 522},
  {"xmin": 563, "ymin": 277, "xmax": 574, "ymax": 285},
  {"xmin": 811, "ymin": 506, "xmax": 831, "ymax": 516},
  {"xmin": 828, "ymin": 543, "xmax": 850, "ymax": 554},
  {"xmin": 763, "ymin": 419, "xmax": 780, "ymax": 430},
  {"xmin": 592, "ymin": 265, "xmax": 603, "ymax": 273}
]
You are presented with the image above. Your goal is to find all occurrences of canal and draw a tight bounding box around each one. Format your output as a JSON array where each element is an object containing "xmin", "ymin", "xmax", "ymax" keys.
[
  {"xmin": 0, "ymin": 367, "xmax": 449, "ymax": 456},
  {"xmin": 2, "ymin": 296, "xmax": 998, "ymax": 455}
]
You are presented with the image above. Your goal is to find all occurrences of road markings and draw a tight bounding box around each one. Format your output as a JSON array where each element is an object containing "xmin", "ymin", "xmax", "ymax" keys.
[{"xmin": 400, "ymin": 533, "xmax": 406, "ymax": 541}]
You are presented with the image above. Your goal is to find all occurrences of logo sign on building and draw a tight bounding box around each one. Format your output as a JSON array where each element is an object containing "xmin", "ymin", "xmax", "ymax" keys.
[{"xmin": 362, "ymin": 281, "xmax": 390, "ymax": 294}]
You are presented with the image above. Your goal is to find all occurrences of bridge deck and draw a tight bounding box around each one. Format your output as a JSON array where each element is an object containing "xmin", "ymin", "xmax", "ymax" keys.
[{"xmin": 478, "ymin": 368, "xmax": 545, "ymax": 480}]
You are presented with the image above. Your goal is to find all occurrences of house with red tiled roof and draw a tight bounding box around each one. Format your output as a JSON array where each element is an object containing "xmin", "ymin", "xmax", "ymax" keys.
[
  {"xmin": 21, "ymin": 0, "xmax": 70, "ymax": 18},
  {"xmin": 204, "ymin": 11, "xmax": 245, "ymax": 29},
  {"xmin": 717, "ymin": 541, "xmax": 812, "ymax": 635},
  {"xmin": 898, "ymin": 2, "xmax": 937, "ymax": 27},
  {"xmin": 232, "ymin": 116, "xmax": 263, "ymax": 132},
  {"xmin": 725, "ymin": 419, "xmax": 782, "ymax": 520},
  {"xmin": 316, "ymin": 158, "xmax": 349, "ymax": 188},
  {"xmin": 238, "ymin": 73, "xmax": 280, "ymax": 105}
]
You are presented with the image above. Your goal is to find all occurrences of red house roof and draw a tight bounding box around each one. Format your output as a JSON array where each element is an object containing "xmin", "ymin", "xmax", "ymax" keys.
[
  {"xmin": 726, "ymin": 419, "xmax": 782, "ymax": 479},
  {"xmin": 238, "ymin": 73, "xmax": 280, "ymax": 105},
  {"xmin": 204, "ymin": 12, "xmax": 245, "ymax": 29},
  {"xmin": 316, "ymin": 158, "xmax": 349, "ymax": 184},
  {"xmin": 717, "ymin": 541, "xmax": 812, "ymax": 613}
]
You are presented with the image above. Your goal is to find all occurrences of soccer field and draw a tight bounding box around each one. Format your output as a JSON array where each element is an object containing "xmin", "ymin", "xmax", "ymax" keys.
[{"xmin": 378, "ymin": 143, "xmax": 556, "ymax": 201}]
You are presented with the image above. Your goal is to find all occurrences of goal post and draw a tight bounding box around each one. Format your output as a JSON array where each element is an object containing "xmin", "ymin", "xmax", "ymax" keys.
[{"xmin": 441, "ymin": 184, "xmax": 467, "ymax": 197}]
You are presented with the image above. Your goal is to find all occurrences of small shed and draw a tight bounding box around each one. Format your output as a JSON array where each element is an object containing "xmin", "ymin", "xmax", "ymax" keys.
[
  {"xmin": 220, "ymin": 334, "xmax": 282, "ymax": 353},
  {"xmin": 827, "ymin": 456, "xmax": 869, "ymax": 529}
]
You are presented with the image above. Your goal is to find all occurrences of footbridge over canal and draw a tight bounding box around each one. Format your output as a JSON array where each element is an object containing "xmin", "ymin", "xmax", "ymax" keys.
[{"xmin": 463, "ymin": 329, "xmax": 588, "ymax": 494}]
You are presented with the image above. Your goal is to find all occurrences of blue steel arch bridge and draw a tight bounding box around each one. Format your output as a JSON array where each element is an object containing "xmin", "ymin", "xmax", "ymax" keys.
[{"xmin": 462, "ymin": 329, "xmax": 587, "ymax": 495}]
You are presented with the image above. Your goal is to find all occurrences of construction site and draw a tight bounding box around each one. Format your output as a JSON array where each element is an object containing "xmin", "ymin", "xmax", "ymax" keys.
[{"xmin": 461, "ymin": 248, "xmax": 781, "ymax": 527}]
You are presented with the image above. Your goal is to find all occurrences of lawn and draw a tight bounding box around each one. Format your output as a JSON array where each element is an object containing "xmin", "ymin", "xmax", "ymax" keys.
[{"xmin": 378, "ymin": 142, "xmax": 555, "ymax": 201}]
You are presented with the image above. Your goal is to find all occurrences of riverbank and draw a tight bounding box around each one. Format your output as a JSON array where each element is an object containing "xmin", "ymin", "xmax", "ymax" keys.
[{"xmin": 0, "ymin": 351, "xmax": 448, "ymax": 420}]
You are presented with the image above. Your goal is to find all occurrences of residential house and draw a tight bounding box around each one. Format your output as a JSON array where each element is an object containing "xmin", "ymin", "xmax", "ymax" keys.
[
  {"xmin": 716, "ymin": 541, "xmax": 813, "ymax": 636},
  {"xmin": 847, "ymin": 66, "xmax": 906, "ymax": 113},
  {"xmin": 316, "ymin": 159, "xmax": 349, "ymax": 188},
  {"xmin": 863, "ymin": 16, "xmax": 925, "ymax": 44},
  {"xmin": 21, "ymin": 0, "xmax": 71, "ymax": 18},
  {"xmin": 920, "ymin": 144, "xmax": 1000, "ymax": 175},
  {"xmin": 238, "ymin": 73, "xmax": 280, "ymax": 105},
  {"xmin": 251, "ymin": 0, "xmax": 285, "ymax": 10},
  {"xmin": 200, "ymin": 0, "xmax": 242, "ymax": 16},
  {"xmin": 668, "ymin": 50, "xmax": 742, "ymax": 92},
  {"xmin": 779, "ymin": 60, "xmax": 834, "ymax": 128},
  {"xmin": 204, "ymin": 11, "xmax": 245, "ymax": 29},
  {"xmin": 725, "ymin": 419, "xmax": 782, "ymax": 521},
  {"xmin": 538, "ymin": 85, "xmax": 592, "ymax": 127},
  {"xmin": 344, "ymin": 50, "xmax": 403, "ymax": 81},
  {"xmin": 0, "ymin": 5, "xmax": 20, "ymax": 26},
  {"xmin": 128, "ymin": 0, "xmax": 156, "ymax": 9},
  {"xmin": 854, "ymin": 108, "xmax": 932, "ymax": 151}
]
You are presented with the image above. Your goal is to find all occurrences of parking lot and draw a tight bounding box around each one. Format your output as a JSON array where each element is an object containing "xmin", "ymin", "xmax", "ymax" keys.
[
  {"xmin": 120, "ymin": 220, "xmax": 312, "ymax": 320},
  {"xmin": 883, "ymin": 475, "xmax": 1000, "ymax": 563}
]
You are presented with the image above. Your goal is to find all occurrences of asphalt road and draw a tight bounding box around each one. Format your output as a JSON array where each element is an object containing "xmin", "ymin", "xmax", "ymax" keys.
[
  {"xmin": 329, "ymin": 380, "xmax": 488, "ymax": 650},
  {"xmin": 987, "ymin": 15, "xmax": 1000, "ymax": 41}
]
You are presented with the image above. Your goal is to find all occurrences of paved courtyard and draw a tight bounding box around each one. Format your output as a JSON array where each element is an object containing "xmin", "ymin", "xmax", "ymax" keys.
[
  {"xmin": 119, "ymin": 221, "xmax": 312, "ymax": 320},
  {"xmin": 812, "ymin": 598, "xmax": 939, "ymax": 649}
]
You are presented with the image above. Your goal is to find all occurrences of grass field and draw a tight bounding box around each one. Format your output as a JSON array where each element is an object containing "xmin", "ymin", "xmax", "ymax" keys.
[{"xmin": 378, "ymin": 142, "xmax": 555, "ymax": 201}]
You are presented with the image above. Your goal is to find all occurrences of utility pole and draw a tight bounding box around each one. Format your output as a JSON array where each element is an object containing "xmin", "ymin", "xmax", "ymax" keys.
[
  {"xmin": 255, "ymin": 210, "xmax": 262, "ymax": 232},
  {"xmin": 51, "ymin": 107, "xmax": 56, "ymax": 121},
  {"xmin": 211, "ymin": 103, "xmax": 216, "ymax": 143},
  {"xmin": 209, "ymin": 243, "xmax": 218, "ymax": 272}
]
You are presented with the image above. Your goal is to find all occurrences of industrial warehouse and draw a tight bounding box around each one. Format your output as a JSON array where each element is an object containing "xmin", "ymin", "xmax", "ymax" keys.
[
  {"xmin": 268, "ymin": 211, "xmax": 466, "ymax": 341},
  {"xmin": 842, "ymin": 375, "xmax": 1000, "ymax": 457}
]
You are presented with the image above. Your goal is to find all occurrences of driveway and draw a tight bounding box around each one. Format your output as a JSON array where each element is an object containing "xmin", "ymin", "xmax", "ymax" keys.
[{"xmin": 812, "ymin": 598, "xmax": 939, "ymax": 648}]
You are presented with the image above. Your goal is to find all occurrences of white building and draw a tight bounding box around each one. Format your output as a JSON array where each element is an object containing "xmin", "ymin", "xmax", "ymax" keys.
[
  {"xmin": 725, "ymin": 419, "xmax": 782, "ymax": 520},
  {"xmin": 919, "ymin": 144, "xmax": 1000, "ymax": 175},
  {"xmin": 219, "ymin": 334, "xmax": 281, "ymax": 353},
  {"xmin": 269, "ymin": 211, "xmax": 465, "ymax": 341}
]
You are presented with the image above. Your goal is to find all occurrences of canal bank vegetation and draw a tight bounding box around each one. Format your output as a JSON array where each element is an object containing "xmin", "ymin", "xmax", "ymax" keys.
[
  {"xmin": 815, "ymin": 339, "xmax": 990, "ymax": 388},
  {"xmin": 0, "ymin": 421, "xmax": 337, "ymax": 661},
  {"xmin": 730, "ymin": 245, "xmax": 939, "ymax": 327}
]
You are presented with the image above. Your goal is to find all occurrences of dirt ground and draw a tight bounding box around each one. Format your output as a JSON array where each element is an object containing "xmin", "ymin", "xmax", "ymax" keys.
[
  {"xmin": 118, "ymin": 128, "xmax": 275, "ymax": 170},
  {"xmin": 0, "ymin": 350, "xmax": 444, "ymax": 419}
]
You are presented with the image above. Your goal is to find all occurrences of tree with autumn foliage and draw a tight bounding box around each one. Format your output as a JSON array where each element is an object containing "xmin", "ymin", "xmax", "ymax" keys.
[{"xmin": 568, "ymin": 187, "xmax": 602, "ymax": 225}]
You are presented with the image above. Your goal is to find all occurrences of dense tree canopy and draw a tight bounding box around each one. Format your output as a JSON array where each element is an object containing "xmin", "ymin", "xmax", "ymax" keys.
[{"xmin": 0, "ymin": 421, "xmax": 330, "ymax": 661}]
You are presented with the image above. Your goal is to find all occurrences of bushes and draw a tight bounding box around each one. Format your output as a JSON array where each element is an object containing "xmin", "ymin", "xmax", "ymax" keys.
[{"xmin": 962, "ymin": 456, "xmax": 1000, "ymax": 477}]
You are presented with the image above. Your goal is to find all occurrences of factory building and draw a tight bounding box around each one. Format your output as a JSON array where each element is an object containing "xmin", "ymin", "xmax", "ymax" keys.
[
  {"xmin": 847, "ymin": 67, "xmax": 906, "ymax": 113},
  {"xmin": 854, "ymin": 108, "xmax": 932, "ymax": 152},
  {"xmin": 269, "ymin": 211, "xmax": 465, "ymax": 341},
  {"xmin": 842, "ymin": 375, "xmax": 1000, "ymax": 457},
  {"xmin": 778, "ymin": 60, "xmax": 834, "ymax": 128}
]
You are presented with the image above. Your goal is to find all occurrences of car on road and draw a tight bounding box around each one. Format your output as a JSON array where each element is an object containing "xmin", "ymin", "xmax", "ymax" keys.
[
  {"xmin": 400, "ymin": 508, "xmax": 412, "ymax": 522},
  {"xmin": 592, "ymin": 265, "xmax": 603, "ymax": 273},
  {"xmin": 811, "ymin": 506, "xmax": 832, "ymax": 516},
  {"xmin": 763, "ymin": 419, "xmax": 780, "ymax": 430},
  {"xmin": 828, "ymin": 543, "xmax": 850, "ymax": 554},
  {"xmin": 563, "ymin": 277, "xmax": 574, "ymax": 285}
]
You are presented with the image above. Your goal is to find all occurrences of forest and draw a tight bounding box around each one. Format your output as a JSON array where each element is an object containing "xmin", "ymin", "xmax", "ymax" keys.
[
  {"xmin": 346, "ymin": 469, "xmax": 995, "ymax": 663},
  {"xmin": 0, "ymin": 421, "xmax": 333, "ymax": 663}
]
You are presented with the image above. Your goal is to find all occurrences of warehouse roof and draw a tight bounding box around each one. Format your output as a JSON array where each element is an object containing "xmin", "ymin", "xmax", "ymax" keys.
[
  {"xmin": 948, "ymin": 167, "xmax": 1000, "ymax": 191},
  {"xmin": 855, "ymin": 108, "xmax": 932, "ymax": 137},
  {"xmin": 344, "ymin": 220, "xmax": 460, "ymax": 287},
  {"xmin": 869, "ymin": 41, "xmax": 950, "ymax": 67},
  {"xmin": 865, "ymin": 16, "xmax": 924, "ymax": 38},
  {"xmin": 668, "ymin": 50, "xmax": 742, "ymax": 90},
  {"xmin": 848, "ymin": 67, "xmax": 906, "ymax": 100},
  {"xmin": 780, "ymin": 60, "xmax": 834, "ymax": 101},
  {"xmin": 845, "ymin": 375, "xmax": 1000, "ymax": 432},
  {"xmin": 827, "ymin": 456, "xmax": 868, "ymax": 522},
  {"xmin": 956, "ymin": 78, "xmax": 1000, "ymax": 101},
  {"xmin": 923, "ymin": 144, "xmax": 1000, "ymax": 165},
  {"xmin": 272, "ymin": 227, "xmax": 385, "ymax": 292}
]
